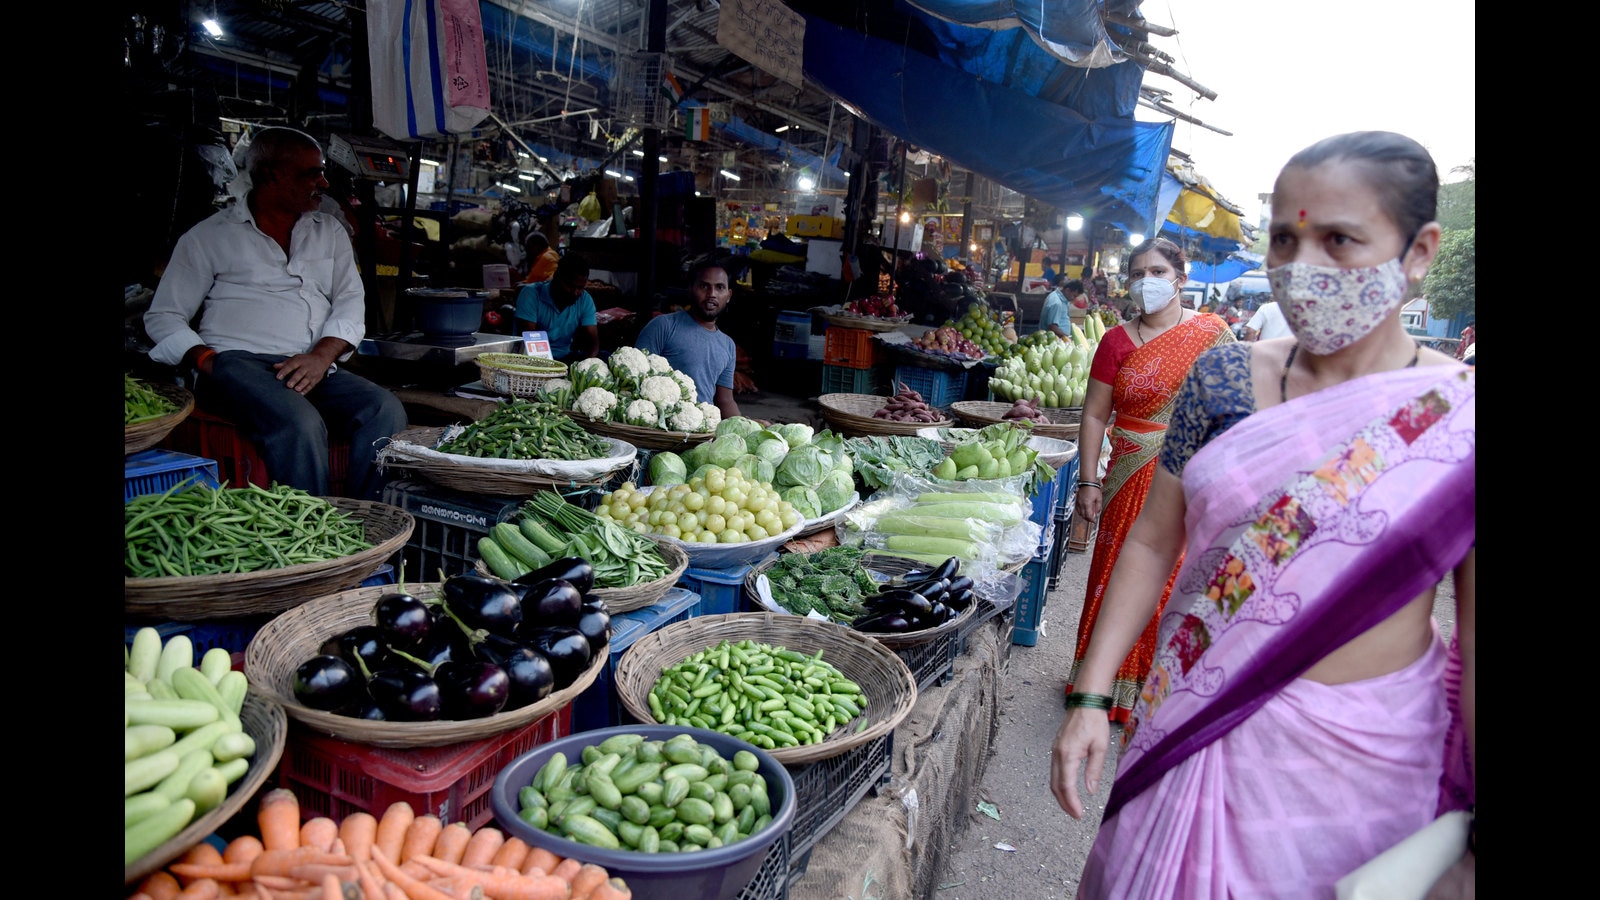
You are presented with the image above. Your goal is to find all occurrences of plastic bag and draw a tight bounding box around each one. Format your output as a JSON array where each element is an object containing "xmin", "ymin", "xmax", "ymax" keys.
[
  {"xmin": 368, "ymin": 0, "xmax": 491, "ymax": 140},
  {"xmin": 577, "ymin": 190, "xmax": 602, "ymax": 222},
  {"xmin": 836, "ymin": 473, "xmax": 1041, "ymax": 577}
]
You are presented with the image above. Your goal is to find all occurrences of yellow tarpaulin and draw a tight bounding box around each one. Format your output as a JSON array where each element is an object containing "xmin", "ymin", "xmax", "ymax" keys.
[{"xmin": 1165, "ymin": 186, "xmax": 1245, "ymax": 244}]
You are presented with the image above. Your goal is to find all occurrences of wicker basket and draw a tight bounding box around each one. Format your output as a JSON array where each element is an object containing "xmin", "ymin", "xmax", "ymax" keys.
[
  {"xmin": 244, "ymin": 582, "xmax": 606, "ymax": 748},
  {"xmin": 124, "ymin": 692, "xmax": 287, "ymax": 886},
  {"xmin": 817, "ymin": 393, "xmax": 953, "ymax": 438},
  {"xmin": 475, "ymin": 353, "xmax": 569, "ymax": 399},
  {"xmin": 743, "ymin": 551, "xmax": 974, "ymax": 649},
  {"xmin": 817, "ymin": 310, "xmax": 911, "ymax": 332},
  {"xmin": 566, "ymin": 410, "xmax": 717, "ymax": 451},
  {"xmin": 612, "ymin": 611, "xmax": 918, "ymax": 765},
  {"xmin": 951, "ymin": 400, "xmax": 1082, "ymax": 441},
  {"xmin": 380, "ymin": 426, "xmax": 632, "ymax": 496},
  {"xmin": 125, "ymin": 499, "xmax": 415, "ymax": 621},
  {"xmin": 474, "ymin": 535, "xmax": 689, "ymax": 614},
  {"xmin": 126, "ymin": 381, "xmax": 195, "ymax": 455}
]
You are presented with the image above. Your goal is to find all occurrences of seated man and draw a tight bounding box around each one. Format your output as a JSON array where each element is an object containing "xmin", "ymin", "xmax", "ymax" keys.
[
  {"xmin": 519, "ymin": 231, "xmax": 561, "ymax": 284},
  {"xmin": 143, "ymin": 126, "xmax": 408, "ymax": 500},
  {"xmin": 634, "ymin": 258, "xmax": 742, "ymax": 421},
  {"xmin": 513, "ymin": 252, "xmax": 600, "ymax": 362}
]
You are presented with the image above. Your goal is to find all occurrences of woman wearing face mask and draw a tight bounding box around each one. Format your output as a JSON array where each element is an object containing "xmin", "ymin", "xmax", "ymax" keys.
[
  {"xmin": 1062, "ymin": 236, "xmax": 1235, "ymax": 724},
  {"xmin": 1050, "ymin": 132, "xmax": 1474, "ymax": 899}
]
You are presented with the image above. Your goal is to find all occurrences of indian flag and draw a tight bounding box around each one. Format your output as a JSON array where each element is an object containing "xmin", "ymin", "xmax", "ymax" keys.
[
  {"xmin": 660, "ymin": 71, "xmax": 686, "ymax": 106},
  {"xmin": 685, "ymin": 107, "xmax": 711, "ymax": 141}
]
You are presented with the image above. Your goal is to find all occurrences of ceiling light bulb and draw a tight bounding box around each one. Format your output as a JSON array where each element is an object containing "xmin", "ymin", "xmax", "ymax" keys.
[
  {"xmin": 797, "ymin": 176, "xmax": 815, "ymax": 191},
  {"xmin": 632, "ymin": 150, "xmax": 645, "ymax": 157},
  {"xmin": 1066, "ymin": 214, "xmax": 1084, "ymax": 231},
  {"xmin": 517, "ymin": 173, "xmax": 537, "ymax": 181},
  {"xmin": 659, "ymin": 156, "xmax": 668, "ymax": 163},
  {"xmin": 202, "ymin": 19, "xmax": 223, "ymax": 37},
  {"xmin": 899, "ymin": 211, "xmax": 911, "ymax": 224},
  {"xmin": 1128, "ymin": 233, "xmax": 1145, "ymax": 247}
]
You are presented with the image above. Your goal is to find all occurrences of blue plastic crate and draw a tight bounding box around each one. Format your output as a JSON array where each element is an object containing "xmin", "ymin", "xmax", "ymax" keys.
[
  {"xmin": 892, "ymin": 365, "xmax": 967, "ymax": 409},
  {"xmin": 1029, "ymin": 467, "xmax": 1063, "ymax": 528},
  {"xmin": 679, "ymin": 563, "xmax": 758, "ymax": 617},
  {"xmin": 1054, "ymin": 453, "xmax": 1080, "ymax": 517},
  {"xmin": 360, "ymin": 563, "xmax": 397, "ymax": 588},
  {"xmin": 125, "ymin": 449, "xmax": 220, "ymax": 502},
  {"xmin": 1012, "ymin": 557, "xmax": 1050, "ymax": 646},
  {"xmin": 125, "ymin": 615, "xmax": 274, "ymax": 661},
  {"xmin": 572, "ymin": 587, "xmax": 702, "ymax": 733}
]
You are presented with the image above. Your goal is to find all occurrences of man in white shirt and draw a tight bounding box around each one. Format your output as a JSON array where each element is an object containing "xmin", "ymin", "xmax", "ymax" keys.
[
  {"xmin": 144, "ymin": 127, "xmax": 408, "ymax": 500},
  {"xmin": 1242, "ymin": 300, "xmax": 1294, "ymax": 341}
]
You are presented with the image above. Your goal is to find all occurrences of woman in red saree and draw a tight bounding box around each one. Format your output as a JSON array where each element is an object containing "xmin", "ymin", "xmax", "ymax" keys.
[{"xmin": 1064, "ymin": 237, "xmax": 1235, "ymax": 722}]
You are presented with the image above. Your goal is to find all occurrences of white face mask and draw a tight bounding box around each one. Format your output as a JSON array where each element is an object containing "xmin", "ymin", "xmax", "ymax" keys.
[
  {"xmin": 1130, "ymin": 276, "xmax": 1176, "ymax": 314},
  {"xmin": 1267, "ymin": 257, "xmax": 1410, "ymax": 354}
]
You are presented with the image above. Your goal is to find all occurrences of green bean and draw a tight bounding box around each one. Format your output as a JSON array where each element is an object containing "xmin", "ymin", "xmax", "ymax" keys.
[{"xmin": 125, "ymin": 483, "xmax": 372, "ymax": 577}]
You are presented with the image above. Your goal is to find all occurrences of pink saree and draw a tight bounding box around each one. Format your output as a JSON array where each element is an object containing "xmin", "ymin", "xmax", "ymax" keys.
[{"xmin": 1080, "ymin": 365, "xmax": 1475, "ymax": 899}]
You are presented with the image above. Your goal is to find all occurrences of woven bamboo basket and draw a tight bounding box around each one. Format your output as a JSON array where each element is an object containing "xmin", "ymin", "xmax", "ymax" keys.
[
  {"xmin": 566, "ymin": 410, "xmax": 717, "ymax": 451},
  {"xmin": 124, "ymin": 692, "xmax": 287, "ymax": 886},
  {"xmin": 817, "ymin": 393, "xmax": 953, "ymax": 439},
  {"xmin": 125, "ymin": 499, "xmax": 415, "ymax": 621},
  {"xmin": 743, "ymin": 551, "xmax": 975, "ymax": 649},
  {"xmin": 474, "ymin": 535, "xmax": 689, "ymax": 614},
  {"xmin": 475, "ymin": 353, "xmax": 569, "ymax": 399},
  {"xmin": 613, "ymin": 611, "xmax": 918, "ymax": 765},
  {"xmin": 817, "ymin": 310, "xmax": 911, "ymax": 332},
  {"xmin": 381, "ymin": 426, "xmax": 631, "ymax": 496},
  {"xmin": 951, "ymin": 400, "xmax": 1082, "ymax": 441},
  {"xmin": 126, "ymin": 381, "xmax": 195, "ymax": 455},
  {"xmin": 244, "ymin": 582, "xmax": 606, "ymax": 748}
]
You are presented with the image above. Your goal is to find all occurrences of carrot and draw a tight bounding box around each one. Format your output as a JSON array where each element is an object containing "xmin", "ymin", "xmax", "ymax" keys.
[
  {"xmin": 549, "ymin": 857, "xmax": 582, "ymax": 885},
  {"xmin": 383, "ymin": 884, "xmax": 410, "ymax": 900},
  {"xmin": 567, "ymin": 863, "xmax": 610, "ymax": 900},
  {"xmin": 174, "ymin": 879, "xmax": 223, "ymax": 900},
  {"xmin": 257, "ymin": 789, "xmax": 304, "ymax": 852},
  {"xmin": 401, "ymin": 815, "xmax": 445, "ymax": 864},
  {"xmin": 412, "ymin": 857, "xmax": 569, "ymax": 900},
  {"xmin": 368, "ymin": 847, "xmax": 457, "ymax": 900},
  {"xmin": 489, "ymin": 837, "xmax": 530, "ymax": 872},
  {"xmin": 520, "ymin": 847, "xmax": 561, "ymax": 877},
  {"xmin": 130, "ymin": 893, "xmax": 158, "ymax": 900},
  {"xmin": 300, "ymin": 818, "xmax": 340, "ymax": 854},
  {"xmin": 288, "ymin": 863, "xmax": 358, "ymax": 885},
  {"xmin": 225, "ymin": 835, "xmax": 266, "ymax": 867},
  {"xmin": 353, "ymin": 859, "xmax": 386, "ymax": 900},
  {"xmin": 430, "ymin": 822, "xmax": 473, "ymax": 865},
  {"xmin": 169, "ymin": 863, "xmax": 252, "ymax": 883},
  {"xmin": 139, "ymin": 871, "xmax": 184, "ymax": 900},
  {"xmin": 337, "ymin": 812, "xmax": 378, "ymax": 863},
  {"xmin": 320, "ymin": 873, "xmax": 342, "ymax": 900},
  {"xmin": 458, "ymin": 828, "xmax": 504, "ymax": 869},
  {"xmin": 374, "ymin": 803, "xmax": 416, "ymax": 864},
  {"xmin": 251, "ymin": 848, "xmax": 355, "ymax": 880},
  {"xmin": 182, "ymin": 842, "xmax": 228, "ymax": 870},
  {"xmin": 584, "ymin": 877, "xmax": 632, "ymax": 900}
]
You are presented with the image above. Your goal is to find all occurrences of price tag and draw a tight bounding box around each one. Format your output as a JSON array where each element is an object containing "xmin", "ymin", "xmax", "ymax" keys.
[{"xmin": 522, "ymin": 330, "xmax": 553, "ymax": 358}]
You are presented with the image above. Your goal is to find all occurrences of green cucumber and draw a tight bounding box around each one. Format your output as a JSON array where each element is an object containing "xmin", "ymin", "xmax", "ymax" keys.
[
  {"xmin": 154, "ymin": 634, "xmax": 194, "ymax": 684},
  {"xmin": 166, "ymin": 720, "xmax": 238, "ymax": 760},
  {"xmin": 125, "ymin": 798, "xmax": 196, "ymax": 866},
  {"xmin": 146, "ymin": 678, "xmax": 179, "ymax": 701},
  {"xmin": 216, "ymin": 757, "xmax": 249, "ymax": 785},
  {"xmin": 125, "ymin": 698, "xmax": 220, "ymax": 730},
  {"xmin": 185, "ymin": 766, "xmax": 229, "ymax": 814},
  {"xmin": 494, "ymin": 522, "xmax": 551, "ymax": 570},
  {"xmin": 478, "ymin": 537, "xmax": 526, "ymax": 581},
  {"xmin": 125, "ymin": 792, "xmax": 171, "ymax": 828},
  {"xmin": 153, "ymin": 748, "xmax": 215, "ymax": 802},
  {"xmin": 215, "ymin": 671, "xmax": 248, "ymax": 716},
  {"xmin": 127, "ymin": 750, "xmax": 181, "ymax": 797},
  {"xmin": 519, "ymin": 519, "xmax": 569, "ymax": 555},
  {"xmin": 199, "ymin": 648, "xmax": 234, "ymax": 686},
  {"xmin": 126, "ymin": 724, "xmax": 177, "ymax": 762},
  {"xmin": 211, "ymin": 731, "xmax": 256, "ymax": 763},
  {"xmin": 128, "ymin": 627, "xmax": 163, "ymax": 682},
  {"xmin": 171, "ymin": 666, "xmax": 240, "ymax": 729}
]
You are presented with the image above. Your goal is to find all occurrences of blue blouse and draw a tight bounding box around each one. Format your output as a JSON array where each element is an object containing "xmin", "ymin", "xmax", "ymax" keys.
[{"xmin": 1159, "ymin": 342, "xmax": 1257, "ymax": 477}]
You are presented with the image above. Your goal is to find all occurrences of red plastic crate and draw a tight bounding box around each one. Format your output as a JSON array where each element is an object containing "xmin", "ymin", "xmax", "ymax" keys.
[
  {"xmin": 824, "ymin": 327, "xmax": 877, "ymax": 369},
  {"xmin": 161, "ymin": 406, "xmax": 350, "ymax": 496},
  {"xmin": 276, "ymin": 703, "xmax": 572, "ymax": 830}
]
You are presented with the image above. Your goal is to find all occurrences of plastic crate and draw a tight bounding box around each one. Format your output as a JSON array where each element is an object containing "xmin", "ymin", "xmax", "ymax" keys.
[
  {"xmin": 893, "ymin": 630, "xmax": 960, "ymax": 693},
  {"xmin": 1029, "ymin": 467, "xmax": 1063, "ymax": 530},
  {"xmin": 126, "ymin": 449, "xmax": 220, "ymax": 502},
  {"xmin": 379, "ymin": 479, "xmax": 523, "ymax": 580},
  {"xmin": 735, "ymin": 830, "xmax": 790, "ymax": 900},
  {"xmin": 124, "ymin": 617, "xmax": 272, "ymax": 660},
  {"xmin": 160, "ymin": 407, "xmax": 350, "ymax": 496},
  {"xmin": 572, "ymin": 587, "xmax": 702, "ymax": 733},
  {"xmin": 892, "ymin": 366, "xmax": 967, "ymax": 409},
  {"xmin": 784, "ymin": 732, "xmax": 893, "ymax": 886},
  {"xmin": 821, "ymin": 363, "xmax": 879, "ymax": 395},
  {"xmin": 1012, "ymin": 556, "xmax": 1050, "ymax": 646},
  {"xmin": 1067, "ymin": 510, "xmax": 1099, "ymax": 554},
  {"xmin": 1048, "ymin": 511, "xmax": 1071, "ymax": 590},
  {"xmin": 823, "ymin": 327, "xmax": 877, "ymax": 369},
  {"xmin": 1054, "ymin": 454, "xmax": 1080, "ymax": 518},
  {"xmin": 679, "ymin": 562, "xmax": 759, "ymax": 617},
  {"xmin": 277, "ymin": 703, "xmax": 572, "ymax": 831}
]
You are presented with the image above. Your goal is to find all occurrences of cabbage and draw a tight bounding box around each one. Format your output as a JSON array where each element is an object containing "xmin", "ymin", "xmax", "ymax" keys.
[
  {"xmin": 689, "ymin": 463, "xmax": 724, "ymax": 482},
  {"xmin": 775, "ymin": 444, "xmax": 831, "ymax": 489},
  {"xmin": 682, "ymin": 440, "xmax": 710, "ymax": 472},
  {"xmin": 715, "ymin": 416, "xmax": 763, "ymax": 439},
  {"xmin": 733, "ymin": 454, "xmax": 775, "ymax": 485},
  {"xmin": 776, "ymin": 423, "xmax": 814, "ymax": 448},
  {"xmin": 781, "ymin": 486, "xmax": 822, "ymax": 520},
  {"xmin": 649, "ymin": 451, "xmax": 687, "ymax": 487},
  {"xmin": 705, "ymin": 433, "xmax": 748, "ymax": 468},
  {"xmin": 747, "ymin": 429, "xmax": 790, "ymax": 466},
  {"xmin": 816, "ymin": 469, "xmax": 856, "ymax": 514}
]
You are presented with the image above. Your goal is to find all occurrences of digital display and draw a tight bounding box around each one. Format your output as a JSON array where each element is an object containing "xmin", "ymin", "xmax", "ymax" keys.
[{"xmin": 362, "ymin": 154, "xmax": 404, "ymax": 176}]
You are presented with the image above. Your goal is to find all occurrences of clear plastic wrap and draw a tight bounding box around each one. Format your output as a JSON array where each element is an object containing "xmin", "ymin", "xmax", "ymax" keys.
[{"xmin": 836, "ymin": 470, "xmax": 1042, "ymax": 579}]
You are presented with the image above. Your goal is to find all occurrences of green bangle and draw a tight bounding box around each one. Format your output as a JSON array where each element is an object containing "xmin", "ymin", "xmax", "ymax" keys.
[{"xmin": 1065, "ymin": 692, "xmax": 1114, "ymax": 711}]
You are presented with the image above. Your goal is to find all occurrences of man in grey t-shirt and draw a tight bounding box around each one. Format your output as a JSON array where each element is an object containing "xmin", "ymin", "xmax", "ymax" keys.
[{"xmin": 635, "ymin": 259, "xmax": 742, "ymax": 420}]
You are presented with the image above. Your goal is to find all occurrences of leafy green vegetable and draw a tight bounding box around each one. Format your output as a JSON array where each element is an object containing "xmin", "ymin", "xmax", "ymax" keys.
[
  {"xmin": 844, "ymin": 436, "xmax": 947, "ymax": 489},
  {"xmin": 761, "ymin": 545, "xmax": 882, "ymax": 622}
]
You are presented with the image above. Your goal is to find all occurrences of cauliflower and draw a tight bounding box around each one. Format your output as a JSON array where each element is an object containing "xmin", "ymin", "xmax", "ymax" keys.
[
  {"xmin": 669, "ymin": 403, "xmax": 706, "ymax": 433},
  {"xmin": 569, "ymin": 357, "xmax": 613, "ymax": 394},
  {"xmin": 538, "ymin": 377, "xmax": 573, "ymax": 410},
  {"xmin": 574, "ymin": 386, "xmax": 619, "ymax": 420},
  {"xmin": 645, "ymin": 352, "xmax": 674, "ymax": 374},
  {"xmin": 696, "ymin": 402, "xmax": 721, "ymax": 432},
  {"xmin": 670, "ymin": 370, "xmax": 698, "ymax": 402},
  {"xmin": 624, "ymin": 398, "xmax": 659, "ymax": 428},
  {"xmin": 607, "ymin": 346, "xmax": 650, "ymax": 383},
  {"xmin": 640, "ymin": 375, "xmax": 685, "ymax": 409}
]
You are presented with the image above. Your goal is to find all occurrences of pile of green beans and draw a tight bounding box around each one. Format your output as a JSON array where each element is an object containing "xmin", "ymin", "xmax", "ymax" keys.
[
  {"xmin": 437, "ymin": 398, "xmax": 611, "ymax": 461},
  {"xmin": 125, "ymin": 483, "xmax": 372, "ymax": 577},
  {"xmin": 125, "ymin": 374, "xmax": 178, "ymax": 425},
  {"xmin": 648, "ymin": 639, "xmax": 866, "ymax": 750}
]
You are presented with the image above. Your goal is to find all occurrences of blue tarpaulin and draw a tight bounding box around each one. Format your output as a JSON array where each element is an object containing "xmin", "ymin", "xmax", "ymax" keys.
[{"xmin": 1188, "ymin": 251, "xmax": 1264, "ymax": 284}]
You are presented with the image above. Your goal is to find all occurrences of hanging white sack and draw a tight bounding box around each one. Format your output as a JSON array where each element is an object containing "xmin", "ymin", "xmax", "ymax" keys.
[{"xmin": 368, "ymin": 0, "xmax": 491, "ymax": 140}]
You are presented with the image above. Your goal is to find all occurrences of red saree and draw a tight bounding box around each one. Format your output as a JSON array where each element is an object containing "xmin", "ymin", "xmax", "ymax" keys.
[{"xmin": 1066, "ymin": 314, "xmax": 1235, "ymax": 722}]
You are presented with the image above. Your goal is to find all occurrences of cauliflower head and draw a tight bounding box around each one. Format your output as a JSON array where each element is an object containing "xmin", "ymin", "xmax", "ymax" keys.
[
  {"xmin": 669, "ymin": 403, "xmax": 706, "ymax": 433},
  {"xmin": 645, "ymin": 352, "xmax": 674, "ymax": 374},
  {"xmin": 572, "ymin": 357, "xmax": 610, "ymax": 379},
  {"xmin": 696, "ymin": 402, "xmax": 721, "ymax": 432},
  {"xmin": 670, "ymin": 370, "xmax": 698, "ymax": 402},
  {"xmin": 575, "ymin": 386, "xmax": 619, "ymax": 420},
  {"xmin": 624, "ymin": 398, "xmax": 659, "ymax": 428},
  {"xmin": 640, "ymin": 375, "xmax": 684, "ymax": 409},
  {"xmin": 608, "ymin": 346, "xmax": 650, "ymax": 382}
]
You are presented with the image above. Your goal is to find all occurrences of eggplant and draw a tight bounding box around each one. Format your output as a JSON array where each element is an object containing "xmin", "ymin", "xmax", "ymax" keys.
[
  {"xmin": 474, "ymin": 634, "xmax": 555, "ymax": 710},
  {"xmin": 929, "ymin": 556, "xmax": 961, "ymax": 583},
  {"xmin": 515, "ymin": 556, "xmax": 595, "ymax": 595},
  {"xmin": 908, "ymin": 578, "xmax": 951, "ymax": 603},
  {"xmin": 864, "ymin": 588, "xmax": 934, "ymax": 618},
  {"xmin": 852, "ymin": 612, "xmax": 913, "ymax": 634},
  {"xmin": 576, "ymin": 608, "xmax": 611, "ymax": 654},
  {"xmin": 518, "ymin": 578, "xmax": 585, "ymax": 629},
  {"xmin": 320, "ymin": 625, "xmax": 394, "ymax": 674},
  {"xmin": 373, "ymin": 590, "xmax": 433, "ymax": 651},
  {"xmin": 928, "ymin": 601, "xmax": 951, "ymax": 624},
  {"xmin": 946, "ymin": 586, "xmax": 975, "ymax": 611},
  {"xmin": 434, "ymin": 660, "xmax": 512, "ymax": 719},
  {"xmin": 526, "ymin": 626, "xmax": 593, "ymax": 688},
  {"xmin": 366, "ymin": 665, "xmax": 443, "ymax": 721},
  {"xmin": 293, "ymin": 655, "xmax": 363, "ymax": 711},
  {"xmin": 945, "ymin": 575, "xmax": 975, "ymax": 597},
  {"xmin": 582, "ymin": 596, "xmax": 610, "ymax": 616},
  {"xmin": 442, "ymin": 573, "xmax": 523, "ymax": 637}
]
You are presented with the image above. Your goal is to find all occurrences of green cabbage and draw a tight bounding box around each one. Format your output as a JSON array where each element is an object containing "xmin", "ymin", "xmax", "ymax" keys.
[
  {"xmin": 775, "ymin": 444, "xmax": 831, "ymax": 489},
  {"xmin": 776, "ymin": 423, "xmax": 814, "ymax": 448},
  {"xmin": 781, "ymin": 486, "xmax": 823, "ymax": 520},
  {"xmin": 689, "ymin": 463, "xmax": 724, "ymax": 482},
  {"xmin": 705, "ymin": 433, "xmax": 748, "ymax": 468},
  {"xmin": 715, "ymin": 416, "xmax": 763, "ymax": 439},
  {"xmin": 682, "ymin": 441, "xmax": 710, "ymax": 472},
  {"xmin": 816, "ymin": 469, "xmax": 856, "ymax": 514},
  {"xmin": 733, "ymin": 454, "xmax": 775, "ymax": 485},
  {"xmin": 649, "ymin": 451, "xmax": 687, "ymax": 486},
  {"xmin": 747, "ymin": 429, "xmax": 790, "ymax": 466}
]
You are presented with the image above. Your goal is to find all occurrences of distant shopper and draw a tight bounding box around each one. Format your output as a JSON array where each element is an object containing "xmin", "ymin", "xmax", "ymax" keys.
[
  {"xmin": 1242, "ymin": 299, "xmax": 1294, "ymax": 341},
  {"xmin": 1039, "ymin": 275, "xmax": 1078, "ymax": 340}
]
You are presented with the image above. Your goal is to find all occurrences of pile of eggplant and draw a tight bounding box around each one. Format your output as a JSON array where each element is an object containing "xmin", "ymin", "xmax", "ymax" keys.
[
  {"xmin": 850, "ymin": 556, "xmax": 976, "ymax": 635},
  {"xmin": 291, "ymin": 558, "xmax": 610, "ymax": 721}
]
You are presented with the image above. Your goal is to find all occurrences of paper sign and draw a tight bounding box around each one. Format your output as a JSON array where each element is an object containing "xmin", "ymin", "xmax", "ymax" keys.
[
  {"xmin": 716, "ymin": 0, "xmax": 806, "ymax": 88},
  {"xmin": 522, "ymin": 330, "xmax": 553, "ymax": 358}
]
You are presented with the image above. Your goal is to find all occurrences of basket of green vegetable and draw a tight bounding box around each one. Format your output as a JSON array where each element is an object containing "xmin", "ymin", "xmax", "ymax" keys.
[
  {"xmin": 125, "ymin": 487, "xmax": 415, "ymax": 620},
  {"xmin": 744, "ymin": 548, "xmax": 976, "ymax": 647},
  {"xmin": 126, "ymin": 376, "xmax": 194, "ymax": 455}
]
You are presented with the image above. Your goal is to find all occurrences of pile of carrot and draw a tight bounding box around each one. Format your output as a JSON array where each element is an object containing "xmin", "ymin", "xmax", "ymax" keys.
[{"xmin": 126, "ymin": 788, "xmax": 632, "ymax": 900}]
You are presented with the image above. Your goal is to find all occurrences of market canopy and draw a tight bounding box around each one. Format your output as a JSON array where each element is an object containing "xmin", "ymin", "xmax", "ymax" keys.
[
  {"xmin": 1188, "ymin": 250, "xmax": 1264, "ymax": 284},
  {"xmin": 1156, "ymin": 164, "xmax": 1251, "ymax": 258}
]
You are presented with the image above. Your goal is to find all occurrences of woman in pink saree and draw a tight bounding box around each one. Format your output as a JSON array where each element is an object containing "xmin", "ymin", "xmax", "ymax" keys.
[{"xmin": 1049, "ymin": 132, "xmax": 1475, "ymax": 899}]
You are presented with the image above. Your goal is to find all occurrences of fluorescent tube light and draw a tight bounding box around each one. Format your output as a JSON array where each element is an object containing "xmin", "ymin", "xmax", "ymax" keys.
[
  {"xmin": 202, "ymin": 19, "xmax": 223, "ymax": 37},
  {"xmin": 720, "ymin": 169, "xmax": 741, "ymax": 181},
  {"xmin": 420, "ymin": 159, "xmax": 442, "ymax": 167},
  {"xmin": 497, "ymin": 182, "xmax": 522, "ymax": 193}
]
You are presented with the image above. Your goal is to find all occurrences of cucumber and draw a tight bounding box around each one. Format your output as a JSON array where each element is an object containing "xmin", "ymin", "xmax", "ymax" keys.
[
  {"xmin": 146, "ymin": 678, "xmax": 179, "ymax": 701},
  {"xmin": 495, "ymin": 522, "xmax": 551, "ymax": 570},
  {"xmin": 216, "ymin": 757, "xmax": 250, "ymax": 785},
  {"xmin": 166, "ymin": 720, "xmax": 238, "ymax": 760},
  {"xmin": 155, "ymin": 634, "xmax": 194, "ymax": 683},
  {"xmin": 172, "ymin": 666, "xmax": 240, "ymax": 729},
  {"xmin": 199, "ymin": 647, "xmax": 234, "ymax": 686},
  {"xmin": 153, "ymin": 748, "xmax": 216, "ymax": 802},
  {"xmin": 125, "ymin": 792, "xmax": 171, "ymax": 828},
  {"xmin": 128, "ymin": 627, "xmax": 163, "ymax": 682},
  {"xmin": 126, "ymin": 724, "xmax": 177, "ymax": 762},
  {"xmin": 185, "ymin": 766, "xmax": 229, "ymax": 814},
  {"xmin": 126, "ymin": 750, "xmax": 180, "ymax": 797},
  {"xmin": 519, "ymin": 518, "xmax": 569, "ymax": 555},
  {"xmin": 125, "ymin": 698, "xmax": 220, "ymax": 730},
  {"xmin": 125, "ymin": 798, "xmax": 196, "ymax": 866},
  {"xmin": 211, "ymin": 731, "xmax": 256, "ymax": 763},
  {"xmin": 478, "ymin": 536, "xmax": 527, "ymax": 581},
  {"xmin": 215, "ymin": 670, "xmax": 248, "ymax": 716}
]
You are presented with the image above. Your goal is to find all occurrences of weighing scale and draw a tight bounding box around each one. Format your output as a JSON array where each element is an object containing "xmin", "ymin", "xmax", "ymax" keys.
[{"xmin": 355, "ymin": 332, "xmax": 522, "ymax": 389}]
